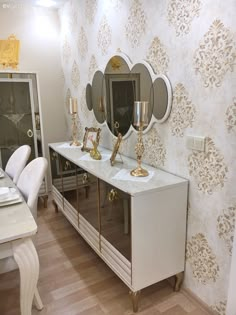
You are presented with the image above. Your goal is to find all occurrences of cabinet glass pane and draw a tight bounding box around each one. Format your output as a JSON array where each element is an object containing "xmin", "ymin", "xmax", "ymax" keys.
[
  {"xmin": 100, "ymin": 180, "xmax": 131, "ymax": 261},
  {"xmin": 78, "ymin": 173, "xmax": 98, "ymax": 231},
  {"xmin": 60, "ymin": 156, "xmax": 77, "ymax": 209},
  {"xmin": 49, "ymin": 148, "xmax": 63, "ymax": 194}
]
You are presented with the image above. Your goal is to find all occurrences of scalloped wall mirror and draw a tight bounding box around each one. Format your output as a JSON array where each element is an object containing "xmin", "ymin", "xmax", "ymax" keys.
[{"xmin": 86, "ymin": 54, "xmax": 172, "ymax": 137}]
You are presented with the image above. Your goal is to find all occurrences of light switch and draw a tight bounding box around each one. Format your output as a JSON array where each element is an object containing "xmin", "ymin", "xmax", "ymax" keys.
[{"xmin": 186, "ymin": 135, "xmax": 205, "ymax": 152}]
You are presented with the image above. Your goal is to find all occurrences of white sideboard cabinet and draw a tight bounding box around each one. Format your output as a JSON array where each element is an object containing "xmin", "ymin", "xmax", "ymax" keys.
[{"xmin": 49, "ymin": 142, "xmax": 188, "ymax": 312}]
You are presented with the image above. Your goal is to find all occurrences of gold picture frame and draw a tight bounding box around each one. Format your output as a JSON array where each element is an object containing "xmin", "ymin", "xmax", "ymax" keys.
[
  {"xmin": 110, "ymin": 133, "xmax": 123, "ymax": 166},
  {"xmin": 81, "ymin": 127, "xmax": 101, "ymax": 152}
]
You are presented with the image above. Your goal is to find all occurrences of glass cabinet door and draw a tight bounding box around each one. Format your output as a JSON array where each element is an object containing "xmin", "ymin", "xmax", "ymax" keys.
[
  {"xmin": 78, "ymin": 172, "xmax": 99, "ymax": 232},
  {"xmin": 60, "ymin": 156, "xmax": 78, "ymax": 210},
  {"xmin": 49, "ymin": 148, "xmax": 63, "ymax": 194},
  {"xmin": 99, "ymin": 180, "xmax": 131, "ymax": 261}
]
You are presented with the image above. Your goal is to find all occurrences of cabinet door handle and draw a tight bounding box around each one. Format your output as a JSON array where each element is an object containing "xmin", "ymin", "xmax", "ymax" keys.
[
  {"xmin": 108, "ymin": 188, "xmax": 118, "ymax": 202},
  {"xmin": 82, "ymin": 173, "xmax": 88, "ymax": 184},
  {"xmin": 27, "ymin": 129, "xmax": 33, "ymax": 138},
  {"xmin": 64, "ymin": 161, "xmax": 71, "ymax": 170},
  {"xmin": 51, "ymin": 152, "xmax": 57, "ymax": 160}
]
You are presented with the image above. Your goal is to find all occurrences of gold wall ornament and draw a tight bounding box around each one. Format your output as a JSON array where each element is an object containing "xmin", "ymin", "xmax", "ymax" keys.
[{"xmin": 0, "ymin": 34, "xmax": 20, "ymax": 69}]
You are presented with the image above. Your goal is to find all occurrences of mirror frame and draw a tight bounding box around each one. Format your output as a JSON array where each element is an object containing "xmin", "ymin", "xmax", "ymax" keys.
[
  {"xmin": 86, "ymin": 53, "xmax": 172, "ymax": 139},
  {"xmin": 152, "ymin": 74, "xmax": 172, "ymax": 124}
]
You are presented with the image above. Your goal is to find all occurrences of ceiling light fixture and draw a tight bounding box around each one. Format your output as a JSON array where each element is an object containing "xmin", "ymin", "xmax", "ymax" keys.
[{"xmin": 36, "ymin": 0, "xmax": 57, "ymax": 8}]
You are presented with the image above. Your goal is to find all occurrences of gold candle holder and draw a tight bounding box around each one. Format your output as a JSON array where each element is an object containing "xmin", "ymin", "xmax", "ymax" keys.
[
  {"xmin": 130, "ymin": 101, "xmax": 149, "ymax": 177},
  {"xmin": 69, "ymin": 97, "xmax": 81, "ymax": 146}
]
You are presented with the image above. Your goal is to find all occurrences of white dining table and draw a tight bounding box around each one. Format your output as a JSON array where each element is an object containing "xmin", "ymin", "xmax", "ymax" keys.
[{"xmin": 0, "ymin": 170, "xmax": 43, "ymax": 315}]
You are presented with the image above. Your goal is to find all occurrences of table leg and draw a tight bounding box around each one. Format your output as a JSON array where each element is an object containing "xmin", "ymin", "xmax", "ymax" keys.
[{"xmin": 12, "ymin": 237, "xmax": 43, "ymax": 315}]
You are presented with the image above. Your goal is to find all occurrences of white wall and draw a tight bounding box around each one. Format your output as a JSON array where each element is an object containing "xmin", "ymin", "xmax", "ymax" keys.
[{"xmin": 0, "ymin": 4, "xmax": 68, "ymax": 187}]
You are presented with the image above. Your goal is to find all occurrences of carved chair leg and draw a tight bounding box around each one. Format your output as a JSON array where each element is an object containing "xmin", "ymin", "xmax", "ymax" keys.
[
  {"xmin": 52, "ymin": 200, "xmax": 58, "ymax": 213},
  {"xmin": 129, "ymin": 290, "xmax": 141, "ymax": 313},
  {"xmin": 174, "ymin": 272, "xmax": 184, "ymax": 291}
]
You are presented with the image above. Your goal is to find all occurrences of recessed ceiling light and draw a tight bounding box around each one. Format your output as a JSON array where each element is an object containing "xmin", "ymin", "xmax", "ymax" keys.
[{"xmin": 36, "ymin": 0, "xmax": 57, "ymax": 8}]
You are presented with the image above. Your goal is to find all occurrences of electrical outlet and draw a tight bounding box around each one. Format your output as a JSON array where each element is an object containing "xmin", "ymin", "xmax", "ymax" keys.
[{"xmin": 186, "ymin": 135, "xmax": 205, "ymax": 152}]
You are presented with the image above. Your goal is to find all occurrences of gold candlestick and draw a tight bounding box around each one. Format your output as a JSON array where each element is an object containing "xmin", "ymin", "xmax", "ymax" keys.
[
  {"xmin": 69, "ymin": 97, "xmax": 81, "ymax": 146},
  {"xmin": 130, "ymin": 101, "xmax": 149, "ymax": 177}
]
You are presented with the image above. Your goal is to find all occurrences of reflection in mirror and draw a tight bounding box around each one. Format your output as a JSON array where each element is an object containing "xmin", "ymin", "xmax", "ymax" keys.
[
  {"xmin": 130, "ymin": 63, "xmax": 154, "ymax": 130},
  {"xmin": 153, "ymin": 76, "xmax": 172, "ymax": 123},
  {"xmin": 104, "ymin": 56, "xmax": 133, "ymax": 136},
  {"xmin": 86, "ymin": 83, "xmax": 93, "ymax": 111},
  {"xmin": 92, "ymin": 70, "xmax": 105, "ymax": 124}
]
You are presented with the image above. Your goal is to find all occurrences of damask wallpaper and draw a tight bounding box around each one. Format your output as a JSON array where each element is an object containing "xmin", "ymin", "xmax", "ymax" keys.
[{"xmin": 58, "ymin": 1, "xmax": 236, "ymax": 314}]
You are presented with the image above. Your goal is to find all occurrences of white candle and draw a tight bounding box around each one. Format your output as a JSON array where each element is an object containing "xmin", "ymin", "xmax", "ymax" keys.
[
  {"xmin": 69, "ymin": 97, "xmax": 78, "ymax": 114},
  {"xmin": 133, "ymin": 101, "xmax": 149, "ymax": 127}
]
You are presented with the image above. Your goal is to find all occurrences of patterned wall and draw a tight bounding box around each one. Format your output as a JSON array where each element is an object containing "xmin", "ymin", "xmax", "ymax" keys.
[{"xmin": 58, "ymin": 1, "xmax": 236, "ymax": 313}]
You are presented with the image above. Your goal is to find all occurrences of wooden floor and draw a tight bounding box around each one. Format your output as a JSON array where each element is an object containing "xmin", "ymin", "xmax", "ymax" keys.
[{"xmin": 0, "ymin": 197, "xmax": 212, "ymax": 315}]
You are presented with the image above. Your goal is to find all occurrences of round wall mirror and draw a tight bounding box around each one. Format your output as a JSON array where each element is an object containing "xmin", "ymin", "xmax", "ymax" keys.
[
  {"xmin": 130, "ymin": 63, "xmax": 154, "ymax": 130},
  {"xmin": 153, "ymin": 75, "xmax": 172, "ymax": 123},
  {"xmin": 86, "ymin": 83, "xmax": 93, "ymax": 111},
  {"xmin": 92, "ymin": 70, "xmax": 105, "ymax": 124},
  {"xmin": 86, "ymin": 55, "xmax": 173, "ymax": 137},
  {"xmin": 103, "ymin": 55, "xmax": 133, "ymax": 136}
]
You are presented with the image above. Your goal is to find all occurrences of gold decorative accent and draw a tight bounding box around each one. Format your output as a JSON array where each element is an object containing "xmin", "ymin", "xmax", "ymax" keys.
[
  {"xmin": 89, "ymin": 138, "xmax": 102, "ymax": 160},
  {"xmin": 225, "ymin": 98, "xmax": 236, "ymax": 133},
  {"xmin": 188, "ymin": 137, "xmax": 228, "ymax": 194},
  {"xmin": 146, "ymin": 37, "xmax": 169, "ymax": 74},
  {"xmin": 186, "ymin": 233, "xmax": 220, "ymax": 284},
  {"xmin": 0, "ymin": 34, "xmax": 20, "ymax": 69},
  {"xmin": 169, "ymin": 83, "xmax": 196, "ymax": 137},
  {"xmin": 217, "ymin": 205, "xmax": 236, "ymax": 255},
  {"xmin": 97, "ymin": 15, "xmax": 112, "ymax": 55},
  {"xmin": 130, "ymin": 126, "xmax": 148, "ymax": 177},
  {"xmin": 110, "ymin": 133, "xmax": 123, "ymax": 166},
  {"xmin": 108, "ymin": 188, "xmax": 118, "ymax": 202},
  {"xmin": 71, "ymin": 60, "xmax": 80, "ymax": 88},
  {"xmin": 143, "ymin": 126, "xmax": 166, "ymax": 168},
  {"xmin": 110, "ymin": 56, "xmax": 122, "ymax": 70},
  {"xmin": 131, "ymin": 101, "xmax": 149, "ymax": 177},
  {"xmin": 64, "ymin": 161, "xmax": 71, "ymax": 171},
  {"xmin": 211, "ymin": 300, "xmax": 227, "ymax": 315},
  {"xmin": 168, "ymin": 0, "xmax": 201, "ymax": 36},
  {"xmin": 174, "ymin": 272, "xmax": 184, "ymax": 291},
  {"xmin": 129, "ymin": 290, "xmax": 141, "ymax": 313},
  {"xmin": 82, "ymin": 127, "xmax": 101, "ymax": 152},
  {"xmin": 51, "ymin": 152, "xmax": 57, "ymax": 161},
  {"xmin": 82, "ymin": 173, "xmax": 89, "ymax": 184},
  {"xmin": 69, "ymin": 98, "xmax": 81, "ymax": 147},
  {"xmin": 194, "ymin": 20, "xmax": 236, "ymax": 88},
  {"xmin": 78, "ymin": 27, "xmax": 88, "ymax": 59},
  {"xmin": 125, "ymin": 0, "xmax": 147, "ymax": 48}
]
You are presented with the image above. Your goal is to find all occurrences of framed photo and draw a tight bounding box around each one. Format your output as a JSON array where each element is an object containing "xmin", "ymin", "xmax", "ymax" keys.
[
  {"xmin": 81, "ymin": 127, "xmax": 101, "ymax": 152},
  {"xmin": 110, "ymin": 133, "xmax": 122, "ymax": 166}
]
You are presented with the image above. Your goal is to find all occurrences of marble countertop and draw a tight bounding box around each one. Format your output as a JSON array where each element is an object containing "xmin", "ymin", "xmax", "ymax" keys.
[
  {"xmin": 49, "ymin": 142, "xmax": 188, "ymax": 197},
  {"xmin": 0, "ymin": 172, "xmax": 37, "ymax": 244}
]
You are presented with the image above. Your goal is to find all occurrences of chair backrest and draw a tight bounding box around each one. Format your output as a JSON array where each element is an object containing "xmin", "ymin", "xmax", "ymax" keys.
[
  {"xmin": 5, "ymin": 145, "xmax": 31, "ymax": 184},
  {"xmin": 17, "ymin": 157, "xmax": 48, "ymax": 220}
]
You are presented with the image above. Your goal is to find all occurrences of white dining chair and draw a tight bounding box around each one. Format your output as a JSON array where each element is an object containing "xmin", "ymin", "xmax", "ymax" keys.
[
  {"xmin": 5, "ymin": 145, "xmax": 31, "ymax": 184},
  {"xmin": 17, "ymin": 157, "xmax": 48, "ymax": 221}
]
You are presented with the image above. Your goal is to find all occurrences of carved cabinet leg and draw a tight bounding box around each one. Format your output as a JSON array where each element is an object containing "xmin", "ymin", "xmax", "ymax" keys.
[
  {"xmin": 43, "ymin": 195, "xmax": 48, "ymax": 208},
  {"xmin": 12, "ymin": 238, "xmax": 43, "ymax": 315},
  {"xmin": 129, "ymin": 290, "xmax": 141, "ymax": 313},
  {"xmin": 174, "ymin": 272, "xmax": 184, "ymax": 291},
  {"xmin": 52, "ymin": 199, "xmax": 58, "ymax": 213}
]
